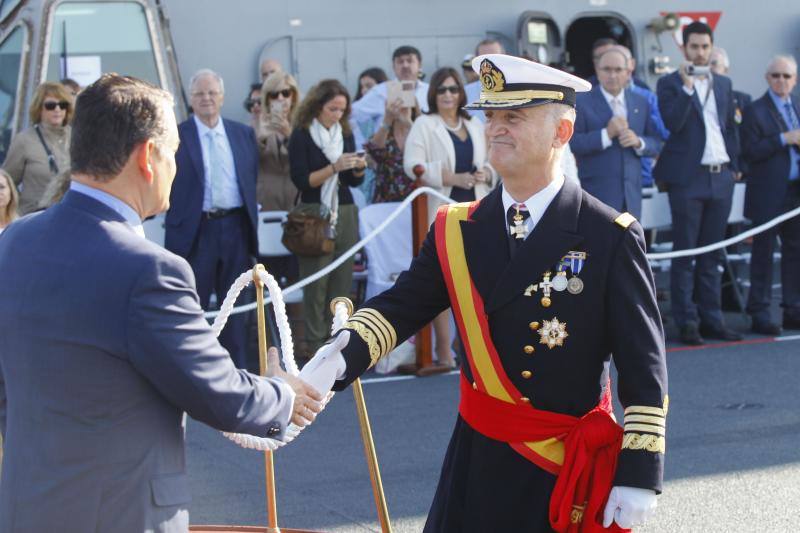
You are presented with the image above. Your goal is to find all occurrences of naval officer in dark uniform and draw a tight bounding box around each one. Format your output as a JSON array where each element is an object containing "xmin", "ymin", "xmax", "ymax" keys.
[{"xmin": 302, "ymin": 54, "xmax": 668, "ymax": 532}]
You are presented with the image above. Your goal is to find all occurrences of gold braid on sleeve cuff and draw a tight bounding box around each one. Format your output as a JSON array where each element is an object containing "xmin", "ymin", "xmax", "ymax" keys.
[
  {"xmin": 343, "ymin": 308, "xmax": 397, "ymax": 368},
  {"xmin": 621, "ymin": 397, "xmax": 668, "ymax": 454}
]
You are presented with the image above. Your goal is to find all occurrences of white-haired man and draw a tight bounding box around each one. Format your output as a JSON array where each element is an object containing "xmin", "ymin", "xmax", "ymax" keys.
[
  {"xmin": 165, "ymin": 69, "xmax": 260, "ymax": 371},
  {"xmin": 742, "ymin": 54, "xmax": 800, "ymax": 334},
  {"xmin": 302, "ymin": 54, "xmax": 668, "ymax": 531}
]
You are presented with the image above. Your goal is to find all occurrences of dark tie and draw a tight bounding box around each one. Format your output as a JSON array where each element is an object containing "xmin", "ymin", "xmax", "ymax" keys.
[{"xmin": 507, "ymin": 203, "xmax": 531, "ymax": 257}]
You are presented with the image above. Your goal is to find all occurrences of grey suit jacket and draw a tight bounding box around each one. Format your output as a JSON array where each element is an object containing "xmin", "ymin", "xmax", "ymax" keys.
[{"xmin": 0, "ymin": 190, "xmax": 294, "ymax": 532}]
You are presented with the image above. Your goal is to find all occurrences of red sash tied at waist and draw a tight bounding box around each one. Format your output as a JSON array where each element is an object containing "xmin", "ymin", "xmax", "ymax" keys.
[{"xmin": 458, "ymin": 375, "xmax": 629, "ymax": 533}]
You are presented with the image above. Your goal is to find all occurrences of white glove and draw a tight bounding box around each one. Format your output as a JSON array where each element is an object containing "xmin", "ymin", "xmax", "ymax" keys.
[
  {"xmin": 602, "ymin": 486, "xmax": 658, "ymax": 529},
  {"xmin": 297, "ymin": 331, "xmax": 350, "ymax": 396}
]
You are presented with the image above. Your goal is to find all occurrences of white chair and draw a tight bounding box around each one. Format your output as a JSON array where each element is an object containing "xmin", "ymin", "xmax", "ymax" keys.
[
  {"xmin": 640, "ymin": 191, "xmax": 673, "ymax": 272},
  {"xmin": 723, "ymin": 183, "xmax": 750, "ymax": 317},
  {"xmin": 358, "ymin": 202, "xmax": 412, "ymax": 301},
  {"xmin": 143, "ymin": 214, "xmax": 165, "ymax": 248}
]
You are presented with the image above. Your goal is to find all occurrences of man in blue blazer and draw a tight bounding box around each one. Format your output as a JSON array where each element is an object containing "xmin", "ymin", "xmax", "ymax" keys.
[
  {"xmin": 571, "ymin": 46, "xmax": 662, "ymax": 219},
  {"xmin": 653, "ymin": 22, "xmax": 741, "ymax": 345},
  {"xmin": 165, "ymin": 69, "xmax": 259, "ymax": 369},
  {"xmin": 0, "ymin": 74, "xmax": 322, "ymax": 532},
  {"xmin": 742, "ymin": 55, "xmax": 800, "ymax": 334}
]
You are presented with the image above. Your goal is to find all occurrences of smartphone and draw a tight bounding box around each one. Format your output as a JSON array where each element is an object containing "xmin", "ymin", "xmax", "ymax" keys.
[{"xmin": 400, "ymin": 81, "xmax": 416, "ymax": 108}]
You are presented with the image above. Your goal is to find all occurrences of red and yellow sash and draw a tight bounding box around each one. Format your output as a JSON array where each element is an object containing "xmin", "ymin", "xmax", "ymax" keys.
[
  {"xmin": 435, "ymin": 203, "xmax": 627, "ymax": 533},
  {"xmin": 434, "ymin": 201, "xmax": 566, "ymax": 473}
]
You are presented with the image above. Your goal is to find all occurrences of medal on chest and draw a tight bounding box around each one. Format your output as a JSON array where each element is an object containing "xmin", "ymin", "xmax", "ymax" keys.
[{"xmin": 510, "ymin": 205, "xmax": 528, "ymax": 240}]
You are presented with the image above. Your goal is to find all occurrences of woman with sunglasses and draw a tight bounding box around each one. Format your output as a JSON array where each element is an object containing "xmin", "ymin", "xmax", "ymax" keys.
[
  {"xmin": 2, "ymin": 82, "xmax": 73, "ymax": 214},
  {"xmin": 244, "ymin": 82, "xmax": 264, "ymax": 135},
  {"xmin": 257, "ymin": 71, "xmax": 301, "ymax": 212},
  {"xmin": 404, "ymin": 66, "xmax": 497, "ymax": 369}
]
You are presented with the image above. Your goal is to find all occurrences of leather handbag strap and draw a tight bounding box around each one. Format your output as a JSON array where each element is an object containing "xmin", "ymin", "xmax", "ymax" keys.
[{"xmin": 34, "ymin": 125, "xmax": 59, "ymax": 175}]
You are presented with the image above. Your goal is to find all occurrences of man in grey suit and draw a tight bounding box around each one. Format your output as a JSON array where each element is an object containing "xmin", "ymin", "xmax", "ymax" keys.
[{"xmin": 0, "ymin": 74, "xmax": 323, "ymax": 532}]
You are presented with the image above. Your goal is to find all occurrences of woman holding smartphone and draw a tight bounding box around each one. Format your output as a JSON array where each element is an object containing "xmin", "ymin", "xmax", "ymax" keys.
[
  {"xmin": 256, "ymin": 71, "xmax": 301, "ymax": 212},
  {"xmin": 403, "ymin": 67, "xmax": 497, "ymax": 368},
  {"xmin": 289, "ymin": 79, "xmax": 366, "ymax": 356}
]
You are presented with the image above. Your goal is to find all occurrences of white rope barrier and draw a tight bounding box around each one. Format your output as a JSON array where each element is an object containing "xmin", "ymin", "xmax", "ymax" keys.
[
  {"xmin": 203, "ymin": 188, "xmax": 800, "ymax": 320},
  {"xmin": 214, "ymin": 267, "xmax": 335, "ymax": 451},
  {"xmin": 204, "ymin": 186, "xmax": 454, "ymax": 319},
  {"xmin": 645, "ymin": 205, "xmax": 800, "ymax": 260}
]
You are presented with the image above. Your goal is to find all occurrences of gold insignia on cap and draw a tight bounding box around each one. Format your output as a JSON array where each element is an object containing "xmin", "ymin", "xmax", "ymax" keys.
[{"xmin": 480, "ymin": 58, "xmax": 506, "ymax": 93}]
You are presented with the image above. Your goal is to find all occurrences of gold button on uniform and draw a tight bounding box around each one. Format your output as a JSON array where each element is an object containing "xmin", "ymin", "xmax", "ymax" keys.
[
  {"xmin": 524, "ymin": 345, "xmax": 535, "ymax": 354},
  {"xmin": 472, "ymin": 382, "xmax": 477, "ymax": 390},
  {"xmin": 520, "ymin": 397, "xmax": 530, "ymax": 403},
  {"xmin": 521, "ymin": 370, "xmax": 532, "ymax": 379},
  {"xmin": 529, "ymin": 321, "xmax": 540, "ymax": 330}
]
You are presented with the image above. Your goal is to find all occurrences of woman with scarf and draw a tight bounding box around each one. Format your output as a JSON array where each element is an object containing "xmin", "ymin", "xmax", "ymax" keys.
[{"xmin": 289, "ymin": 79, "xmax": 366, "ymax": 356}]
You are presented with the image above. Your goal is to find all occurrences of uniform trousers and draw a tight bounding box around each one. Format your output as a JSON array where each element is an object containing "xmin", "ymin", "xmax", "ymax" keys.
[
  {"xmin": 297, "ymin": 203, "xmax": 359, "ymax": 355},
  {"xmin": 746, "ymin": 181, "xmax": 800, "ymax": 322},
  {"xmin": 668, "ymin": 166, "xmax": 735, "ymax": 328},
  {"xmin": 187, "ymin": 209, "xmax": 254, "ymax": 370}
]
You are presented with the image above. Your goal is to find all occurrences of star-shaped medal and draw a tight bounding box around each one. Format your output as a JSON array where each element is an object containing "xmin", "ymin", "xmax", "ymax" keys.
[{"xmin": 538, "ymin": 317, "xmax": 569, "ymax": 349}]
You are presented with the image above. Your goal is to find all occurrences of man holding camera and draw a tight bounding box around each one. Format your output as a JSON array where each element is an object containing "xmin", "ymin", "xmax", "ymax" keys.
[{"xmin": 654, "ymin": 21, "xmax": 742, "ymax": 345}]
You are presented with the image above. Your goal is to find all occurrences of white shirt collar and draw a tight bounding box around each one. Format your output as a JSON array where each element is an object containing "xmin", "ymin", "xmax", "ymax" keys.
[
  {"xmin": 193, "ymin": 114, "xmax": 225, "ymax": 138},
  {"xmin": 599, "ymin": 86, "xmax": 625, "ymax": 106},
  {"xmin": 69, "ymin": 181, "xmax": 145, "ymax": 238},
  {"xmin": 501, "ymin": 174, "xmax": 565, "ymax": 233}
]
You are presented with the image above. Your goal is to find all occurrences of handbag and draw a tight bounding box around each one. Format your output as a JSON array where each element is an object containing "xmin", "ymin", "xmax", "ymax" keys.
[{"xmin": 281, "ymin": 207, "xmax": 336, "ymax": 256}]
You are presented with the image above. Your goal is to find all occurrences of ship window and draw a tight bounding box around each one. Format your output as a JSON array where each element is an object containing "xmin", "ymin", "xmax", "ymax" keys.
[
  {"xmin": 0, "ymin": 25, "xmax": 25, "ymax": 161},
  {"xmin": 45, "ymin": 2, "xmax": 159, "ymax": 86}
]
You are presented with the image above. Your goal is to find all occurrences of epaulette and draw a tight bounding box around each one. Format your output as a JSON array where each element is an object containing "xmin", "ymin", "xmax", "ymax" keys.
[{"xmin": 614, "ymin": 212, "xmax": 636, "ymax": 230}]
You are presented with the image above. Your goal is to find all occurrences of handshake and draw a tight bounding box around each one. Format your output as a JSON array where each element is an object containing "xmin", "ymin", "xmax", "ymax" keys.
[{"xmin": 267, "ymin": 332, "xmax": 350, "ymax": 428}]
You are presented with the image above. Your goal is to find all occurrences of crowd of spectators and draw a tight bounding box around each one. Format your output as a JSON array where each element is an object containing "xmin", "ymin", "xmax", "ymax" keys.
[{"xmin": 2, "ymin": 22, "xmax": 799, "ymax": 358}]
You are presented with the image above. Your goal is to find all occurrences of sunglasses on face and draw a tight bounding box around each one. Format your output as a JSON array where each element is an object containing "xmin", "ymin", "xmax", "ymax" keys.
[
  {"xmin": 436, "ymin": 85, "xmax": 460, "ymax": 95},
  {"xmin": 244, "ymin": 98, "xmax": 261, "ymax": 112},
  {"xmin": 769, "ymin": 73, "xmax": 794, "ymax": 80},
  {"xmin": 43, "ymin": 101, "xmax": 69, "ymax": 111},
  {"xmin": 268, "ymin": 89, "xmax": 293, "ymax": 99}
]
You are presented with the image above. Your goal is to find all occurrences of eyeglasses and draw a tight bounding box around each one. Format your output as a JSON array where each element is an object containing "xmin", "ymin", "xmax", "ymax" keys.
[
  {"xmin": 191, "ymin": 90, "xmax": 221, "ymax": 99},
  {"xmin": 769, "ymin": 73, "xmax": 794, "ymax": 80},
  {"xmin": 244, "ymin": 98, "xmax": 261, "ymax": 112},
  {"xmin": 268, "ymin": 89, "xmax": 293, "ymax": 99},
  {"xmin": 43, "ymin": 101, "xmax": 69, "ymax": 111},
  {"xmin": 598, "ymin": 67, "xmax": 626, "ymax": 75},
  {"xmin": 436, "ymin": 85, "xmax": 460, "ymax": 95}
]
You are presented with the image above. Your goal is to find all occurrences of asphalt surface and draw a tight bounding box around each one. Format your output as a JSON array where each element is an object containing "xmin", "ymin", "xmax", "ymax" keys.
[{"xmin": 186, "ymin": 324, "xmax": 800, "ymax": 532}]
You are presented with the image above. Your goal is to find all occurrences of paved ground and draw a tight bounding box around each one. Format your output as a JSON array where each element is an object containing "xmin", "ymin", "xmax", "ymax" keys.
[{"xmin": 186, "ymin": 325, "xmax": 800, "ymax": 532}]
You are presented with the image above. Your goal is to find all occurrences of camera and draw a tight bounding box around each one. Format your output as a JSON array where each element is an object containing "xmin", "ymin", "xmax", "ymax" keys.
[{"xmin": 686, "ymin": 64, "xmax": 711, "ymax": 76}]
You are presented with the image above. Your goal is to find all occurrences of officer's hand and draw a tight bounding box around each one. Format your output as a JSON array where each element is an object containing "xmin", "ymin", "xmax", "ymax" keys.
[
  {"xmin": 602, "ymin": 486, "xmax": 658, "ymax": 529},
  {"xmin": 679, "ymin": 62, "xmax": 695, "ymax": 90},
  {"xmin": 606, "ymin": 116, "xmax": 628, "ymax": 138},
  {"xmin": 267, "ymin": 347, "xmax": 323, "ymax": 427},
  {"xmin": 298, "ymin": 331, "xmax": 350, "ymax": 397},
  {"xmin": 618, "ymin": 129, "xmax": 641, "ymax": 148}
]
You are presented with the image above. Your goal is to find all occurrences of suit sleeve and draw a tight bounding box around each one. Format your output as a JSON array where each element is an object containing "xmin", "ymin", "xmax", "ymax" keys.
[
  {"xmin": 0, "ymin": 356, "xmax": 5, "ymax": 438},
  {"xmin": 126, "ymin": 254, "xmax": 295, "ymax": 438},
  {"xmin": 638, "ymin": 100, "xmax": 663, "ymax": 158},
  {"xmin": 606, "ymin": 222, "xmax": 668, "ymax": 493},
  {"xmin": 657, "ymin": 75, "xmax": 694, "ymax": 135},
  {"xmin": 722, "ymin": 80, "xmax": 740, "ymax": 172},
  {"xmin": 333, "ymin": 222, "xmax": 451, "ymax": 388},
  {"xmin": 741, "ymin": 104, "xmax": 785, "ymax": 165},
  {"xmin": 568, "ymin": 103, "xmax": 605, "ymax": 156}
]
